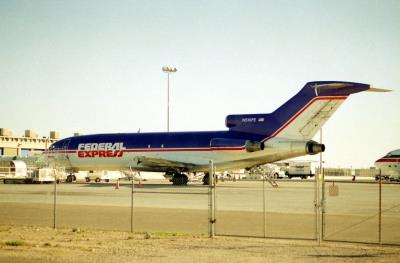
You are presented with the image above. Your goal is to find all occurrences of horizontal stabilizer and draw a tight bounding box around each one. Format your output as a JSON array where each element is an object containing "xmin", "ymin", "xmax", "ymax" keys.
[
  {"xmin": 367, "ymin": 86, "xmax": 392, "ymax": 92},
  {"xmin": 313, "ymin": 82, "xmax": 370, "ymax": 96},
  {"xmin": 314, "ymin": 83, "xmax": 392, "ymax": 95}
]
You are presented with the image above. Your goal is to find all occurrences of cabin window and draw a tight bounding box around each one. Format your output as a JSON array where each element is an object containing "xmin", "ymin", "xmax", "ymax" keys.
[
  {"xmin": 388, "ymin": 165, "xmax": 391, "ymax": 168},
  {"xmin": 148, "ymin": 144, "xmax": 151, "ymax": 148},
  {"xmin": 161, "ymin": 144, "xmax": 164, "ymax": 148}
]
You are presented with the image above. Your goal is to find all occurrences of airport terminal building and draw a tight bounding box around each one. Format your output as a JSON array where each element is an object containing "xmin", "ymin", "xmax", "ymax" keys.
[{"xmin": 0, "ymin": 128, "xmax": 59, "ymax": 157}]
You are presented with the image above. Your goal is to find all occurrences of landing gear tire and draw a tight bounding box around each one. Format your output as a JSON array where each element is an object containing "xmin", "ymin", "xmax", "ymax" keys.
[
  {"xmin": 172, "ymin": 174, "xmax": 188, "ymax": 185},
  {"xmin": 203, "ymin": 173, "xmax": 209, "ymax": 185},
  {"xmin": 203, "ymin": 173, "xmax": 218, "ymax": 185},
  {"xmin": 66, "ymin": 174, "xmax": 73, "ymax": 183},
  {"xmin": 85, "ymin": 177, "xmax": 90, "ymax": 183},
  {"xmin": 95, "ymin": 177, "xmax": 101, "ymax": 183}
]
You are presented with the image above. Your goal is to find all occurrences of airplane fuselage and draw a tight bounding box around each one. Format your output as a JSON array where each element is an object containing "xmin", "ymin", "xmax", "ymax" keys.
[
  {"xmin": 375, "ymin": 149, "xmax": 400, "ymax": 178},
  {"xmin": 43, "ymin": 81, "xmax": 384, "ymax": 184},
  {"xmin": 45, "ymin": 131, "xmax": 313, "ymax": 172}
]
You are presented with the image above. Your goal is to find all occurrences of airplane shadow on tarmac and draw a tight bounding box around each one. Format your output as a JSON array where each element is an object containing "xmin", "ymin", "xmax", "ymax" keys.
[{"xmin": 79, "ymin": 182, "xmax": 207, "ymax": 195}]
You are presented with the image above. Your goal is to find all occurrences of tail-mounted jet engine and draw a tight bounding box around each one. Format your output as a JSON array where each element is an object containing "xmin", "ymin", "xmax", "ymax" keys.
[
  {"xmin": 244, "ymin": 140, "xmax": 264, "ymax": 152},
  {"xmin": 306, "ymin": 141, "xmax": 325, "ymax": 155}
]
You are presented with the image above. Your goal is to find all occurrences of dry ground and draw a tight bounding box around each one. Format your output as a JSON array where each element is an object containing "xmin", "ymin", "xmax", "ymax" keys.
[
  {"xmin": 1, "ymin": 181, "xmax": 399, "ymax": 262},
  {"xmin": 1, "ymin": 224, "xmax": 400, "ymax": 263}
]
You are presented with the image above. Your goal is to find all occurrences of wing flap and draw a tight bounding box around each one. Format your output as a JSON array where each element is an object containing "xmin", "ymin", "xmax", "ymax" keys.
[{"xmin": 131, "ymin": 156, "xmax": 195, "ymax": 171}]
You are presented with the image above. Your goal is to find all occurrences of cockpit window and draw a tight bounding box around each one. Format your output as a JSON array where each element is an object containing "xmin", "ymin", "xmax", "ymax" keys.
[
  {"xmin": 48, "ymin": 139, "xmax": 71, "ymax": 150},
  {"xmin": 384, "ymin": 150, "xmax": 400, "ymax": 158},
  {"xmin": 49, "ymin": 142, "xmax": 61, "ymax": 150}
]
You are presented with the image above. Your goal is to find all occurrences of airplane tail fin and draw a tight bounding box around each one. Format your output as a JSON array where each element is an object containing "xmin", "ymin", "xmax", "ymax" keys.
[{"xmin": 226, "ymin": 81, "xmax": 389, "ymax": 141}]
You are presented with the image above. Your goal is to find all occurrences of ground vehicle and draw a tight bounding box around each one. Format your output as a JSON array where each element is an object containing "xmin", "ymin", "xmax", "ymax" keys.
[
  {"xmin": 389, "ymin": 176, "xmax": 400, "ymax": 182},
  {"xmin": 85, "ymin": 170, "xmax": 125, "ymax": 183},
  {"xmin": 270, "ymin": 166, "xmax": 286, "ymax": 179},
  {"xmin": 286, "ymin": 162, "xmax": 314, "ymax": 179},
  {"xmin": 375, "ymin": 175, "xmax": 390, "ymax": 181},
  {"xmin": 375, "ymin": 175, "xmax": 400, "ymax": 182},
  {"xmin": 1, "ymin": 160, "xmax": 29, "ymax": 184},
  {"xmin": 31, "ymin": 168, "xmax": 65, "ymax": 183},
  {"xmin": 1, "ymin": 159, "xmax": 62, "ymax": 184}
]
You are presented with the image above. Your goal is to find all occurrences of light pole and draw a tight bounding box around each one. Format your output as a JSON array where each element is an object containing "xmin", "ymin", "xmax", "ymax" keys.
[{"xmin": 162, "ymin": 66, "xmax": 177, "ymax": 132}]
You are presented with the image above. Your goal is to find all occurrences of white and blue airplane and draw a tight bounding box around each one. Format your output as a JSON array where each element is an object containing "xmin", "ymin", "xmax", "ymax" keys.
[
  {"xmin": 375, "ymin": 149, "xmax": 400, "ymax": 180},
  {"xmin": 45, "ymin": 81, "xmax": 388, "ymax": 185}
]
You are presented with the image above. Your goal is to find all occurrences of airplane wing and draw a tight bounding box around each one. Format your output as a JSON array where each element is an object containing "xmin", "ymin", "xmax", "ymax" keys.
[{"xmin": 130, "ymin": 156, "xmax": 196, "ymax": 171}]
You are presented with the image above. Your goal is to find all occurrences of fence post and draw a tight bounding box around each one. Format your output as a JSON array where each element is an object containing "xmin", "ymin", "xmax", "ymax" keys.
[
  {"xmin": 317, "ymin": 128, "xmax": 323, "ymax": 244},
  {"xmin": 208, "ymin": 160, "xmax": 215, "ymax": 238},
  {"xmin": 314, "ymin": 168, "xmax": 318, "ymax": 240},
  {"xmin": 213, "ymin": 166, "xmax": 217, "ymax": 235},
  {"xmin": 129, "ymin": 167, "xmax": 135, "ymax": 233},
  {"xmin": 379, "ymin": 168, "xmax": 382, "ymax": 244},
  {"xmin": 53, "ymin": 168, "xmax": 57, "ymax": 229},
  {"xmin": 263, "ymin": 173, "xmax": 266, "ymax": 238},
  {"xmin": 321, "ymin": 168, "xmax": 325, "ymax": 241},
  {"xmin": 314, "ymin": 167, "xmax": 324, "ymax": 245}
]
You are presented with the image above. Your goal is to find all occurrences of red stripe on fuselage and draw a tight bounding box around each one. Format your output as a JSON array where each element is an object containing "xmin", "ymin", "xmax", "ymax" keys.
[
  {"xmin": 44, "ymin": 150, "xmax": 76, "ymax": 154},
  {"xmin": 44, "ymin": 146, "xmax": 246, "ymax": 155},
  {"xmin": 124, "ymin": 147, "xmax": 245, "ymax": 152},
  {"xmin": 376, "ymin": 158, "xmax": 400, "ymax": 163}
]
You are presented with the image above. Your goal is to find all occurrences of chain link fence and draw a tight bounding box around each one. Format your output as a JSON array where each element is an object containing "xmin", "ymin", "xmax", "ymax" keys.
[
  {"xmin": 322, "ymin": 178, "xmax": 400, "ymax": 245},
  {"xmin": 0, "ymin": 169, "xmax": 399, "ymax": 245},
  {"xmin": 0, "ymin": 178, "xmax": 209, "ymax": 234}
]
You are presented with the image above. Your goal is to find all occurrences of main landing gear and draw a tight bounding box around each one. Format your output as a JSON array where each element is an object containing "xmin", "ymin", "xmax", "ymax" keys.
[
  {"xmin": 171, "ymin": 173, "xmax": 188, "ymax": 185},
  {"xmin": 66, "ymin": 174, "xmax": 76, "ymax": 183},
  {"xmin": 202, "ymin": 173, "xmax": 210, "ymax": 185},
  {"xmin": 202, "ymin": 173, "xmax": 218, "ymax": 185}
]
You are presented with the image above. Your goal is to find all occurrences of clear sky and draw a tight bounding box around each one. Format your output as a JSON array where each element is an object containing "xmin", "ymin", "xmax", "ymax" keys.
[{"xmin": 1, "ymin": 0, "xmax": 399, "ymax": 168}]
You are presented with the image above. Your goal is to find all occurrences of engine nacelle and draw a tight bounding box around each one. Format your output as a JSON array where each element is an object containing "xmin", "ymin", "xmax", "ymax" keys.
[
  {"xmin": 245, "ymin": 140, "xmax": 264, "ymax": 152},
  {"xmin": 306, "ymin": 141, "xmax": 325, "ymax": 155},
  {"xmin": 210, "ymin": 138, "xmax": 264, "ymax": 152}
]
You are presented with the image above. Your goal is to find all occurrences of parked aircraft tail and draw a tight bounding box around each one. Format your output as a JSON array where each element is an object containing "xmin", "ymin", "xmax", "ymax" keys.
[{"xmin": 226, "ymin": 81, "xmax": 390, "ymax": 141}]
